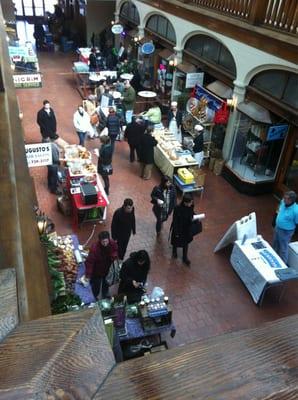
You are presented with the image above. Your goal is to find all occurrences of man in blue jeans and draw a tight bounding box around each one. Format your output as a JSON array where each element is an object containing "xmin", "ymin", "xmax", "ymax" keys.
[{"xmin": 273, "ymin": 191, "xmax": 298, "ymax": 264}]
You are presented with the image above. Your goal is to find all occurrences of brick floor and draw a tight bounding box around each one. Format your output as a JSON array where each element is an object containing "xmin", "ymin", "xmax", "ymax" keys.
[{"xmin": 18, "ymin": 51, "xmax": 298, "ymax": 348}]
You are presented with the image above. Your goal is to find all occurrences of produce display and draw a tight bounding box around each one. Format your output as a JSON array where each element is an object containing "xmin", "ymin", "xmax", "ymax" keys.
[
  {"xmin": 52, "ymin": 235, "xmax": 79, "ymax": 290},
  {"xmin": 41, "ymin": 234, "xmax": 82, "ymax": 314}
]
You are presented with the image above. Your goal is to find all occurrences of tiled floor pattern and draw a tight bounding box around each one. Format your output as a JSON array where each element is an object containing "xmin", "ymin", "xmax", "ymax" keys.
[{"xmin": 17, "ymin": 51, "xmax": 298, "ymax": 347}]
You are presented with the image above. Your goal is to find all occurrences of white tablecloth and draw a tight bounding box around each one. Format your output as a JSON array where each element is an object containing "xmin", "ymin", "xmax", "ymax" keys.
[{"xmin": 154, "ymin": 145, "xmax": 198, "ymax": 178}]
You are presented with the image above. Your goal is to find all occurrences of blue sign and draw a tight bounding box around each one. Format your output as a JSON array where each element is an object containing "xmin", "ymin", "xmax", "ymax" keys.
[
  {"xmin": 267, "ymin": 124, "xmax": 288, "ymax": 141},
  {"xmin": 141, "ymin": 42, "xmax": 155, "ymax": 55},
  {"xmin": 193, "ymin": 84, "xmax": 222, "ymax": 111}
]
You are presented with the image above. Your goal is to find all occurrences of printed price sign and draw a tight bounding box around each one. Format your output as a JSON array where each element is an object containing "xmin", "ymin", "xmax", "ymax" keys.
[{"xmin": 25, "ymin": 143, "xmax": 52, "ymax": 167}]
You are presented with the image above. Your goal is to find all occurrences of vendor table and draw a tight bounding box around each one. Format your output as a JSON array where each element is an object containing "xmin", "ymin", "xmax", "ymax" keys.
[
  {"xmin": 137, "ymin": 91, "xmax": 157, "ymax": 113},
  {"xmin": 154, "ymin": 144, "xmax": 198, "ymax": 179},
  {"xmin": 173, "ymin": 174, "xmax": 204, "ymax": 198},
  {"xmin": 118, "ymin": 317, "xmax": 176, "ymax": 344},
  {"xmin": 70, "ymin": 175, "xmax": 109, "ymax": 230},
  {"xmin": 230, "ymin": 236, "xmax": 298, "ymax": 305}
]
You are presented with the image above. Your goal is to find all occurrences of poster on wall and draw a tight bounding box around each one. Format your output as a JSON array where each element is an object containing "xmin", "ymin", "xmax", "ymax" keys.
[
  {"xmin": 9, "ymin": 44, "xmax": 41, "ymax": 88},
  {"xmin": 185, "ymin": 72, "xmax": 204, "ymax": 88}
]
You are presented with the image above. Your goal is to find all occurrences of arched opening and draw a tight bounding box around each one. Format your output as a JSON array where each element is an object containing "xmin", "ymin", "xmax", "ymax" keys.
[
  {"xmin": 145, "ymin": 14, "xmax": 176, "ymax": 44},
  {"xmin": 119, "ymin": 1, "xmax": 140, "ymax": 26},
  {"xmin": 249, "ymin": 70, "xmax": 298, "ymax": 111},
  {"xmin": 184, "ymin": 34, "xmax": 236, "ymax": 79}
]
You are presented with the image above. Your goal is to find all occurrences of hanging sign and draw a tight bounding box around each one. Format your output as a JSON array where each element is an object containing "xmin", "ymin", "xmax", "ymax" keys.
[
  {"xmin": 111, "ymin": 24, "xmax": 124, "ymax": 35},
  {"xmin": 25, "ymin": 143, "xmax": 52, "ymax": 167},
  {"xmin": 185, "ymin": 72, "xmax": 204, "ymax": 89},
  {"xmin": 13, "ymin": 73, "xmax": 42, "ymax": 88},
  {"xmin": 141, "ymin": 42, "xmax": 155, "ymax": 55},
  {"xmin": 192, "ymin": 84, "xmax": 222, "ymax": 111}
]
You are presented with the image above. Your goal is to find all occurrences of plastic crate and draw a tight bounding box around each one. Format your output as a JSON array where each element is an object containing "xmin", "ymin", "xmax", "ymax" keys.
[{"xmin": 177, "ymin": 168, "xmax": 194, "ymax": 184}]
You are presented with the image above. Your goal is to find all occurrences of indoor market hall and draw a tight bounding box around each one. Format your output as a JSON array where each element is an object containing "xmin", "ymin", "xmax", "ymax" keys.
[{"xmin": 17, "ymin": 49, "xmax": 298, "ymax": 347}]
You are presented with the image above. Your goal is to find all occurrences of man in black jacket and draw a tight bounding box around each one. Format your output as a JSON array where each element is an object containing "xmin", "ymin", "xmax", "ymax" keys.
[
  {"xmin": 124, "ymin": 117, "xmax": 146, "ymax": 162},
  {"xmin": 37, "ymin": 100, "xmax": 58, "ymax": 142},
  {"xmin": 111, "ymin": 198, "xmax": 136, "ymax": 260}
]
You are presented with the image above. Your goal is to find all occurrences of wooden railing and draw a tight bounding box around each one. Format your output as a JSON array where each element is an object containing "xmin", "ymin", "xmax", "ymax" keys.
[{"xmin": 182, "ymin": 0, "xmax": 298, "ymax": 34}]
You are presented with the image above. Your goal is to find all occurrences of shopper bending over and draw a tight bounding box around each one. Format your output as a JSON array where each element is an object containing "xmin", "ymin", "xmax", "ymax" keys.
[
  {"xmin": 151, "ymin": 175, "xmax": 176, "ymax": 236},
  {"xmin": 118, "ymin": 250, "xmax": 150, "ymax": 304}
]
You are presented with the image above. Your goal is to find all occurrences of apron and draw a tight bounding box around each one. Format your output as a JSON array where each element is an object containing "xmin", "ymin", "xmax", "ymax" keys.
[
  {"xmin": 194, "ymin": 151, "xmax": 204, "ymax": 168},
  {"xmin": 169, "ymin": 118, "xmax": 181, "ymax": 143}
]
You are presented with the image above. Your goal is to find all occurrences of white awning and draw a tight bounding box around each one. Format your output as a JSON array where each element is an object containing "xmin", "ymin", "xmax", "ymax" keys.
[
  {"xmin": 206, "ymin": 80, "xmax": 233, "ymax": 99},
  {"xmin": 237, "ymin": 101, "xmax": 272, "ymax": 124}
]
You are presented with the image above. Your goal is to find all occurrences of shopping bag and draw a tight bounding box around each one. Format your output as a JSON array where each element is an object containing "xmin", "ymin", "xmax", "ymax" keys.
[
  {"xmin": 106, "ymin": 259, "xmax": 122, "ymax": 286},
  {"xmin": 191, "ymin": 220, "xmax": 202, "ymax": 236}
]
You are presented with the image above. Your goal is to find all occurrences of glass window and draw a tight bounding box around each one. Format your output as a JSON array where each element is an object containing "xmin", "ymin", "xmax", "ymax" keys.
[
  {"xmin": 185, "ymin": 35, "xmax": 236, "ymax": 77},
  {"xmin": 147, "ymin": 16, "xmax": 158, "ymax": 32},
  {"xmin": 146, "ymin": 15, "xmax": 176, "ymax": 43},
  {"xmin": 14, "ymin": 0, "xmax": 24, "ymax": 16},
  {"xmin": 252, "ymin": 71, "xmax": 287, "ymax": 99},
  {"xmin": 219, "ymin": 46, "xmax": 236, "ymax": 73},
  {"xmin": 284, "ymin": 139, "xmax": 298, "ymax": 192},
  {"xmin": 120, "ymin": 3, "xmax": 129, "ymax": 17},
  {"xmin": 157, "ymin": 16, "xmax": 167, "ymax": 37},
  {"xmin": 227, "ymin": 112, "xmax": 288, "ymax": 182},
  {"xmin": 282, "ymin": 74, "xmax": 298, "ymax": 109},
  {"xmin": 202, "ymin": 37, "xmax": 220, "ymax": 63}
]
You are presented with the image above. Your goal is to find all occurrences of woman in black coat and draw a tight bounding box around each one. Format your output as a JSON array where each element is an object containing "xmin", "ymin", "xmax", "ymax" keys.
[
  {"xmin": 118, "ymin": 250, "xmax": 150, "ymax": 304},
  {"xmin": 97, "ymin": 135, "xmax": 113, "ymax": 195},
  {"xmin": 111, "ymin": 198, "xmax": 136, "ymax": 260},
  {"xmin": 151, "ymin": 175, "xmax": 176, "ymax": 235},
  {"xmin": 171, "ymin": 193, "xmax": 195, "ymax": 266},
  {"xmin": 139, "ymin": 125, "xmax": 158, "ymax": 180}
]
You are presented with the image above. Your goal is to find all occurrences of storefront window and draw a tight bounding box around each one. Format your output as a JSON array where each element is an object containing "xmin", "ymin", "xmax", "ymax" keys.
[
  {"xmin": 284, "ymin": 139, "xmax": 298, "ymax": 192},
  {"xmin": 227, "ymin": 113, "xmax": 288, "ymax": 182}
]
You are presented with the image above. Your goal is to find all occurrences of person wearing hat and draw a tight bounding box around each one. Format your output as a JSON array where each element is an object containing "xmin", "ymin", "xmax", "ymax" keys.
[
  {"xmin": 272, "ymin": 191, "xmax": 298, "ymax": 264},
  {"xmin": 193, "ymin": 124, "xmax": 205, "ymax": 168},
  {"xmin": 118, "ymin": 250, "xmax": 151, "ymax": 304},
  {"xmin": 85, "ymin": 231, "xmax": 118, "ymax": 300},
  {"xmin": 167, "ymin": 101, "xmax": 183, "ymax": 142}
]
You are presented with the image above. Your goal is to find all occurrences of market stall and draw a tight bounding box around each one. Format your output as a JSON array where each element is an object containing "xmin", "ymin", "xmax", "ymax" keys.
[
  {"xmin": 63, "ymin": 145, "xmax": 109, "ymax": 230},
  {"xmin": 153, "ymin": 128, "xmax": 197, "ymax": 177}
]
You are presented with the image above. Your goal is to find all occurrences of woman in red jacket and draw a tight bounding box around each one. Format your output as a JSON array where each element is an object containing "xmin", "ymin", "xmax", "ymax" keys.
[{"xmin": 85, "ymin": 231, "xmax": 118, "ymax": 300}]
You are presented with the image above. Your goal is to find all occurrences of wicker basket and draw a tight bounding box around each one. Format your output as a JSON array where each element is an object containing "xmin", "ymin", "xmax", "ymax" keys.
[
  {"xmin": 213, "ymin": 159, "xmax": 225, "ymax": 176},
  {"xmin": 188, "ymin": 167, "xmax": 206, "ymax": 187}
]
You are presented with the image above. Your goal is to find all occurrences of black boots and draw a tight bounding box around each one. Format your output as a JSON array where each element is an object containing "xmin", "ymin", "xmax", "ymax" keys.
[{"xmin": 182, "ymin": 246, "xmax": 191, "ymax": 266}]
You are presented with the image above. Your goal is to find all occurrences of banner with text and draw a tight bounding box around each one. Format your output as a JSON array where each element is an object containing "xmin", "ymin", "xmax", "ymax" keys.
[{"xmin": 25, "ymin": 143, "xmax": 52, "ymax": 167}]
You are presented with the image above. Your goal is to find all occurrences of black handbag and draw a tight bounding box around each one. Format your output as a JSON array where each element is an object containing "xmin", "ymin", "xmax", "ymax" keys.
[
  {"xmin": 191, "ymin": 220, "xmax": 202, "ymax": 236},
  {"xmin": 99, "ymin": 163, "xmax": 113, "ymax": 176}
]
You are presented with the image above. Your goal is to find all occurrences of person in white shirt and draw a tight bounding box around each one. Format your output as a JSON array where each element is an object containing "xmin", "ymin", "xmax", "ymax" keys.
[{"xmin": 73, "ymin": 105, "xmax": 92, "ymax": 146}]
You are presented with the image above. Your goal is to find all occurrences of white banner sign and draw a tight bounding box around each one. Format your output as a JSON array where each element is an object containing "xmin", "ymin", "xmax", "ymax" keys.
[
  {"xmin": 185, "ymin": 72, "xmax": 204, "ymax": 89},
  {"xmin": 25, "ymin": 143, "xmax": 52, "ymax": 167},
  {"xmin": 13, "ymin": 73, "xmax": 42, "ymax": 88}
]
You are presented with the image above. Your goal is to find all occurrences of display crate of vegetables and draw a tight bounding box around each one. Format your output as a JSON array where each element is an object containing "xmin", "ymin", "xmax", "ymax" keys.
[{"xmin": 40, "ymin": 234, "xmax": 81, "ymax": 314}]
